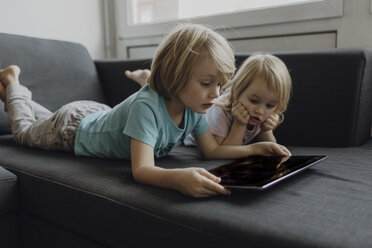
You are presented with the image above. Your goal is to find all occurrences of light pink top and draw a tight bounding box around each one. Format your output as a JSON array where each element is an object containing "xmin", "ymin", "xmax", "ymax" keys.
[
  {"xmin": 184, "ymin": 95, "xmax": 261, "ymax": 146},
  {"xmin": 206, "ymin": 103, "xmax": 261, "ymax": 145}
]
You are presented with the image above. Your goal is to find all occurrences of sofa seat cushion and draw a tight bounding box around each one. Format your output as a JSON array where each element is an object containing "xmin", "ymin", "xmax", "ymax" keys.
[
  {"xmin": 1, "ymin": 134, "xmax": 372, "ymax": 248},
  {"xmin": 0, "ymin": 165, "xmax": 18, "ymax": 215}
]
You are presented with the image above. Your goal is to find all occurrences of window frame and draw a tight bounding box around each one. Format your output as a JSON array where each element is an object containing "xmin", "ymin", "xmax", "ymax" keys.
[{"xmin": 116, "ymin": 0, "xmax": 343, "ymax": 39}]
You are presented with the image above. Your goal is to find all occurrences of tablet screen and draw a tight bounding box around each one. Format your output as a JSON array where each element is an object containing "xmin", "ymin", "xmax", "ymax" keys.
[{"xmin": 209, "ymin": 155, "xmax": 327, "ymax": 189}]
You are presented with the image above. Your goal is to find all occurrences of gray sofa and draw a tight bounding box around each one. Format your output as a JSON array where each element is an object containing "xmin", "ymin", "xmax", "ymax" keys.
[{"xmin": 0, "ymin": 33, "xmax": 371, "ymax": 248}]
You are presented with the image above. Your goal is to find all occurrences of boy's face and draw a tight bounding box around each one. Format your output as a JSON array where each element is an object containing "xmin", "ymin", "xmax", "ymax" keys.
[
  {"xmin": 237, "ymin": 77, "xmax": 279, "ymax": 126},
  {"xmin": 178, "ymin": 57, "xmax": 222, "ymax": 114}
]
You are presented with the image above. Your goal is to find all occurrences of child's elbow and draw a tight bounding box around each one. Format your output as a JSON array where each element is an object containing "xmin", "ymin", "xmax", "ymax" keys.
[
  {"xmin": 132, "ymin": 168, "xmax": 145, "ymax": 184},
  {"xmin": 198, "ymin": 144, "xmax": 220, "ymax": 160},
  {"xmin": 200, "ymin": 150, "xmax": 217, "ymax": 160}
]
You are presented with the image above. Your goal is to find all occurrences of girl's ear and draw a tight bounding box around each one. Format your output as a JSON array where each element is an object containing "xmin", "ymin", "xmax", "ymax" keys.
[{"xmin": 277, "ymin": 113, "xmax": 285, "ymax": 125}]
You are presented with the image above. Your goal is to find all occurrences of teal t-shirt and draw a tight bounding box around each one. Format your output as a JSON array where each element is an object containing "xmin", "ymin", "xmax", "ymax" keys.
[{"xmin": 74, "ymin": 85, "xmax": 208, "ymax": 159}]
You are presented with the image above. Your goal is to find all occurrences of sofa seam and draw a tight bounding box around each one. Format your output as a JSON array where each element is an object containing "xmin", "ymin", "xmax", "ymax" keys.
[
  {"xmin": 353, "ymin": 49, "xmax": 369, "ymax": 145},
  {"xmin": 0, "ymin": 178, "xmax": 17, "ymax": 182}
]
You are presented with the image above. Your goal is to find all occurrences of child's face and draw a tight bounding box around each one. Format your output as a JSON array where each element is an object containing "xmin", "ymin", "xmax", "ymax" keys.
[
  {"xmin": 237, "ymin": 77, "xmax": 279, "ymax": 126},
  {"xmin": 178, "ymin": 57, "xmax": 222, "ymax": 114}
]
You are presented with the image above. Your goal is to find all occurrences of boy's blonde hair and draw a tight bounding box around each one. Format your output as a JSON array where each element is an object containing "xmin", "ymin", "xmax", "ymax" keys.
[
  {"xmin": 148, "ymin": 23, "xmax": 235, "ymax": 99},
  {"xmin": 221, "ymin": 53, "xmax": 292, "ymax": 114}
]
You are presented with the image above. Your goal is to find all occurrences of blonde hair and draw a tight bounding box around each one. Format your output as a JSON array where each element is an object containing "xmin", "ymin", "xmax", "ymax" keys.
[
  {"xmin": 148, "ymin": 23, "xmax": 235, "ymax": 99},
  {"xmin": 220, "ymin": 53, "xmax": 292, "ymax": 115}
]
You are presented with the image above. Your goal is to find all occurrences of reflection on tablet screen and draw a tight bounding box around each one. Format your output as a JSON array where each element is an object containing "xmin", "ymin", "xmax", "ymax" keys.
[{"xmin": 209, "ymin": 155, "xmax": 327, "ymax": 189}]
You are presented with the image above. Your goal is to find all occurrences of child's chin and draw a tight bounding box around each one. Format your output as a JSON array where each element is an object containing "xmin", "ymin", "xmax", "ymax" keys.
[
  {"xmin": 248, "ymin": 121, "xmax": 260, "ymax": 126},
  {"xmin": 191, "ymin": 107, "xmax": 208, "ymax": 114},
  {"xmin": 197, "ymin": 110, "xmax": 208, "ymax": 114}
]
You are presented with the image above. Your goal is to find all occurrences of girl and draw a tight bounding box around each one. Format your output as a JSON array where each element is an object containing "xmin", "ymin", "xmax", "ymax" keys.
[
  {"xmin": 126, "ymin": 53, "xmax": 292, "ymax": 146},
  {"xmin": 204, "ymin": 53, "xmax": 292, "ymax": 145},
  {"xmin": 0, "ymin": 24, "xmax": 290, "ymax": 198}
]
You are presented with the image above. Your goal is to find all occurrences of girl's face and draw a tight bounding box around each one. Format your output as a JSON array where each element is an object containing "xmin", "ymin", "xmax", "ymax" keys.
[
  {"xmin": 237, "ymin": 77, "xmax": 279, "ymax": 126},
  {"xmin": 178, "ymin": 57, "xmax": 222, "ymax": 114}
]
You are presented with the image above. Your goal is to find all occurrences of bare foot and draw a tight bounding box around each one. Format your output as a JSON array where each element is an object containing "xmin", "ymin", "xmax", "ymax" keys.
[
  {"xmin": 0, "ymin": 65, "xmax": 21, "ymax": 87},
  {"xmin": 125, "ymin": 69, "xmax": 150, "ymax": 87},
  {"xmin": 0, "ymin": 82, "xmax": 5, "ymax": 101}
]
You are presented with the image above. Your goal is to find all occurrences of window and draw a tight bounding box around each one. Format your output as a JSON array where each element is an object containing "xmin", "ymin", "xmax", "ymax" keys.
[
  {"xmin": 115, "ymin": 0, "xmax": 342, "ymax": 58},
  {"xmin": 117, "ymin": 0, "xmax": 343, "ymax": 39},
  {"xmin": 129, "ymin": 0, "xmax": 314, "ymax": 25}
]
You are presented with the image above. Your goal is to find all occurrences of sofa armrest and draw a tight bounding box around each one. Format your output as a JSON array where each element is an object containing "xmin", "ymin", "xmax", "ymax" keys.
[
  {"xmin": 0, "ymin": 166, "xmax": 18, "ymax": 215},
  {"xmin": 94, "ymin": 59, "xmax": 152, "ymax": 107}
]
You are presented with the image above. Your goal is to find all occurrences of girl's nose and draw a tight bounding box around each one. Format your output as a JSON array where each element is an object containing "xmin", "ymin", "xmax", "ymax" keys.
[{"xmin": 254, "ymin": 105, "xmax": 264, "ymax": 115}]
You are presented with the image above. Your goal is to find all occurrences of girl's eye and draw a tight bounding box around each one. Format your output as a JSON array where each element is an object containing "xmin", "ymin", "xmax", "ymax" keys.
[
  {"xmin": 267, "ymin": 104, "xmax": 276, "ymax": 109},
  {"xmin": 250, "ymin": 99, "xmax": 258, "ymax": 104},
  {"xmin": 201, "ymin": 82, "xmax": 211, "ymax": 87}
]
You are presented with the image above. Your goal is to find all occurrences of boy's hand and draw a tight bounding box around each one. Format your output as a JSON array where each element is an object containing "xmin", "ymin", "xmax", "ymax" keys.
[
  {"xmin": 261, "ymin": 114, "xmax": 283, "ymax": 132},
  {"xmin": 174, "ymin": 168, "xmax": 231, "ymax": 198},
  {"xmin": 231, "ymin": 101, "xmax": 250, "ymax": 125},
  {"xmin": 249, "ymin": 142, "xmax": 291, "ymax": 157}
]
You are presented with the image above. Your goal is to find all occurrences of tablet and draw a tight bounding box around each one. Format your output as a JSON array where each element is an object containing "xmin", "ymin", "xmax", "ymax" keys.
[{"xmin": 209, "ymin": 155, "xmax": 327, "ymax": 189}]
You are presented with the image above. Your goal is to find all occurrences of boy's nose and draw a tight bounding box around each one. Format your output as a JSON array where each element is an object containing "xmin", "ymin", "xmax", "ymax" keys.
[{"xmin": 209, "ymin": 85, "xmax": 220, "ymax": 99}]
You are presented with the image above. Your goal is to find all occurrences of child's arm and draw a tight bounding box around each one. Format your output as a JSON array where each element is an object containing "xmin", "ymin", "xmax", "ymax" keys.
[
  {"xmin": 256, "ymin": 130, "xmax": 277, "ymax": 142},
  {"xmin": 215, "ymin": 121, "xmax": 246, "ymax": 145},
  {"xmin": 195, "ymin": 129, "xmax": 290, "ymax": 160},
  {"xmin": 256, "ymin": 114, "xmax": 282, "ymax": 142},
  {"xmin": 215, "ymin": 101, "xmax": 249, "ymax": 145},
  {"xmin": 130, "ymin": 138, "xmax": 231, "ymax": 198}
]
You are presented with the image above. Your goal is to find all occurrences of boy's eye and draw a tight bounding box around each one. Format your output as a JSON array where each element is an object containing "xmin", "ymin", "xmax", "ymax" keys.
[
  {"xmin": 201, "ymin": 82, "xmax": 211, "ymax": 87},
  {"xmin": 250, "ymin": 99, "xmax": 258, "ymax": 104}
]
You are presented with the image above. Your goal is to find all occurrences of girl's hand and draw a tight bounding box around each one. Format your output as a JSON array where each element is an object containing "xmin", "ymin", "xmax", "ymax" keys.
[
  {"xmin": 249, "ymin": 141, "xmax": 291, "ymax": 157},
  {"xmin": 231, "ymin": 101, "xmax": 250, "ymax": 125},
  {"xmin": 261, "ymin": 114, "xmax": 283, "ymax": 132},
  {"xmin": 174, "ymin": 168, "xmax": 231, "ymax": 198}
]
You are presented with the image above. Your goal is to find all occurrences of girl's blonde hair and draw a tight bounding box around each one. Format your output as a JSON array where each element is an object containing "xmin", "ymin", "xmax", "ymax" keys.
[
  {"xmin": 220, "ymin": 53, "xmax": 292, "ymax": 115},
  {"xmin": 148, "ymin": 23, "xmax": 235, "ymax": 99}
]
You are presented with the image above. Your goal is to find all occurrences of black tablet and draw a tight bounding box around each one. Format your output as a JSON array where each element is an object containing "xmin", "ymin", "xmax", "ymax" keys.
[{"xmin": 209, "ymin": 155, "xmax": 327, "ymax": 189}]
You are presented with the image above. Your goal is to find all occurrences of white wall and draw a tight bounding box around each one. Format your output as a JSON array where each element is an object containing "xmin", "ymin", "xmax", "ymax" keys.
[{"xmin": 0, "ymin": 0, "xmax": 106, "ymax": 59}]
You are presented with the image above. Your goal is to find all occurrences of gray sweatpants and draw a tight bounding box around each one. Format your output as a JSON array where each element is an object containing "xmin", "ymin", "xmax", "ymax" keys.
[{"xmin": 5, "ymin": 84, "xmax": 111, "ymax": 152}]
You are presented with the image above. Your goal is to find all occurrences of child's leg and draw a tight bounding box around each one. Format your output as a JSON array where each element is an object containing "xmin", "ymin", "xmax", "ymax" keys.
[
  {"xmin": 0, "ymin": 66, "xmax": 61, "ymax": 149},
  {"xmin": 0, "ymin": 66, "xmax": 35, "ymax": 143},
  {"xmin": 0, "ymin": 66, "xmax": 111, "ymax": 152},
  {"xmin": 5, "ymin": 82, "xmax": 50, "ymax": 148},
  {"xmin": 7, "ymin": 84, "xmax": 109, "ymax": 151},
  {"xmin": 125, "ymin": 69, "xmax": 150, "ymax": 87},
  {"xmin": 30, "ymin": 101, "xmax": 53, "ymax": 120},
  {"xmin": 0, "ymin": 66, "xmax": 52, "ymax": 120}
]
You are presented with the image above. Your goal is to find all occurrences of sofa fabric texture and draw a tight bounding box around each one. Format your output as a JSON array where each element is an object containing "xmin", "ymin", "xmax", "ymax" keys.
[{"xmin": 0, "ymin": 33, "xmax": 371, "ymax": 248}]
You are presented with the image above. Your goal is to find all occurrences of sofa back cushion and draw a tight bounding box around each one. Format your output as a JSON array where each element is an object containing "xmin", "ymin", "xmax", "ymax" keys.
[
  {"xmin": 0, "ymin": 33, "xmax": 106, "ymax": 135},
  {"xmin": 236, "ymin": 49, "xmax": 372, "ymax": 147},
  {"xmin": 100, "ymin": 49, "xmax": 372, "ymax": 147}
]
